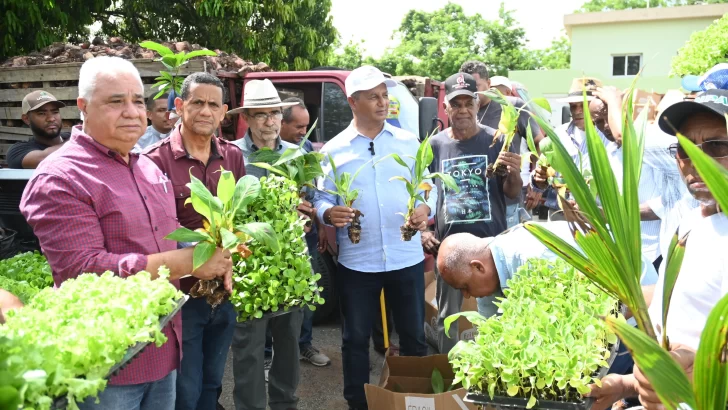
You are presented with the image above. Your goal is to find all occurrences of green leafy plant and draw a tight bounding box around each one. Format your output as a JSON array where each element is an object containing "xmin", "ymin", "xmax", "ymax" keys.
[
  {"xmin": 165, "ymin": 168, "xmax": 278, "ymax": 306},
  {"xmin": 378, "ymin": 134, "xmax": 458, "ymax": 241},
  {"xmin": 480, "ymin": 90, "xmax": 520, "ymax": 178},
  {"xmin": 231, "ymin": 175, "xmax": 324, "ymax": 321},
  {"xmin": 446, "ymin": 258, "xmax": 617, "ymax": 408},
  {"xmin": 0, "ymin": 268, "xmax": 183, "ymax": 410},
  {"xmin": 324, "ymin": 154, "xmax": 373, "ymax": 244},
  {"xmin": 250, "ymin": 119, "xmax": 323, "ymax": 192},
  {"xmin": 431, "ymin": 368, "xmax": 456, "ymax": 394},
  {"xmin": 671, "ymin": 14, "xmax": 728, "ymax": 77},
  {"xmin": 140, "ymin": 40, "xmax": 217, "ymax": 98},
  {"xmin": 0, "ymin": 252, "xmax": 53, "ymax": 303},
  {"xmin": 522, "ymin": 80, "xmax": 660, "ymax": 337}
]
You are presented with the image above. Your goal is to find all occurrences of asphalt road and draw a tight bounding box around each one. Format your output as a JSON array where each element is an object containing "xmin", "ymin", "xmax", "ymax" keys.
[{"xmin": 218, "ymin": 319, "xmax": 393, "ymax": 410}]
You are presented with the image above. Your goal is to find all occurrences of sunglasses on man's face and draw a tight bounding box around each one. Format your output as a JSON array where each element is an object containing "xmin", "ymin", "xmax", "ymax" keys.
[{"xmin": 668, "ymin": 140, "xmax": 728, "ymax": 160}]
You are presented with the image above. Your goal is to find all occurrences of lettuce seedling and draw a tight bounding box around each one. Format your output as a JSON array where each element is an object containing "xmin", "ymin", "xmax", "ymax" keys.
[
  {"xmin": 446, "ymin": 258, "xmax": 617, "ymax": 408},
  {"xmin": 378, "ymin": 135, "xmax": 458, "ymax": 241},
  {"xmin": 232, "ymin": 175, "xmax": 324, "ymax": 321},
  {"xmin": 165, "ymin": 168, "xmax": 278, "ymax": 306},
  {"xmin": 324, "ymin": 154, "xmax": 373, "ymax": 244}
]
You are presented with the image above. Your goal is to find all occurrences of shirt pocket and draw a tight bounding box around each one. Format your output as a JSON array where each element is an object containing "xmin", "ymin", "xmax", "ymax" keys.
[{"xmin": 150, "ymin": 182, "xmax": 177, "ymax": 219}]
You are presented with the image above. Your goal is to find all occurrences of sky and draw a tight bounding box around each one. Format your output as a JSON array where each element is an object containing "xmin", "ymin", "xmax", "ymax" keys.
[{"xmin": 330, "ymin": 0, "xmax": 586, "ymax": 58}]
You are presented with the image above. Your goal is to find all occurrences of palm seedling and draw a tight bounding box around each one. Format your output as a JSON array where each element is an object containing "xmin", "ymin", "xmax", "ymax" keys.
[
  {"xmin": 323, "ymin": 153, "xmax": 372, "ymax": 244},
  {"xmin": 519, "ymin": 80, "xmax": 728, "ymax": 408},
  {"xmin": 165, "ymin": 168, "xmax": 279, "ymax": 306},
  {"xmin": 377, "ymin": 134, "xmax": 459, "ymax": 241}
]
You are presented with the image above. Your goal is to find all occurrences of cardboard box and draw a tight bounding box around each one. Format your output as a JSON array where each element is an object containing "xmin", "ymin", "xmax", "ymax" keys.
[
  {"xmin": 364, "ymin": 354, "xmax": 477, "ymax": 410},
  {"xmin": 632, "ymin": 89, "xmax": 663, "ymax": 122}
]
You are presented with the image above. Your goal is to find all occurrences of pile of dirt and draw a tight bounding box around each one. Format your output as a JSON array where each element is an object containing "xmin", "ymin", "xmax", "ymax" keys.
[{"xmin": 1, "ymin": 37, "xmax": 271, "ymax": 75}]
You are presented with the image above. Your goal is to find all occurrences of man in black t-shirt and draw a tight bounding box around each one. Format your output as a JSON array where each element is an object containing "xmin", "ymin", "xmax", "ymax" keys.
[
  {"xmin": 460, "ymin": 61, "xmax": 545, "ymax": 214},
  {"xmin": 424, "ymin": 72, "xmax": 521, "ymax": 354},
  {"xmin": 6, "ymin": 90, "xmax": 66, "ymax": 169}
]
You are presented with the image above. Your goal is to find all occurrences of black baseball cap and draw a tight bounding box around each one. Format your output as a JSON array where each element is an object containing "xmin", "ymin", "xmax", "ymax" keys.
[
  {"xmin": 659, "ymin": 89, "xmax": 728, "ymax": 135},
  {"xmin": 445, "ymin": 73, "xmax": 478, "ymax": 101}
]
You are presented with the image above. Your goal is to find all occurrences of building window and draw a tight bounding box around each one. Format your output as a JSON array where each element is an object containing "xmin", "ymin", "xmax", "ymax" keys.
[{"xmin": 612, "ymin": 54, "xmax": 642, "ymax": 76}]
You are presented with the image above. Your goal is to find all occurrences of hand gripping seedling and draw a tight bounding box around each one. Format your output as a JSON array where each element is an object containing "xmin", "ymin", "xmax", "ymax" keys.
[
  {"xmin": 323, "ymin": 154, "xmax": 372, "ymax": 244},
  {"xmin": 165, "ymin": 168, "xmax": 279, "ymax": 306}
]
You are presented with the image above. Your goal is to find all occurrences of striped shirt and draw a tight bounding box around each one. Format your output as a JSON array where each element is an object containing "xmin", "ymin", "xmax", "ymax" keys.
[{"xmin": 20, "ymin": 126, "xmax": 182, "ymax": 385}]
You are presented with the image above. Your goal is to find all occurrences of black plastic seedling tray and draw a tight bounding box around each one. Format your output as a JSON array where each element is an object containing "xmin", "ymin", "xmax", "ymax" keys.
[
  {"xmin": 51, "ymin": 296, "xmax": 188, "ymax": 409},
  {"xmin": 465, "ymin": 339, "xmax": 621, "ymax": 410}
]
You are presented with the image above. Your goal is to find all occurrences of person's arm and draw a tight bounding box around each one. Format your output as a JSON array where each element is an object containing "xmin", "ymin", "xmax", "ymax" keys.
[
  {"xmin": 595, "ymin": 86, "xmax": 624, "ymax": 145},
  {"xmin": 7, "ymin": 142, "xmax": 63, "ymax": 169},
  {"xmin": 640, "ymin": 202, "xmax": 660, "ymax": 221},
  {"xmin": 20, "ymin": 173, "xmax": 231, "ymax": 286},
  {"xmin": 586, "ymin": 374, "xmax": 639, "ymax": 410}
]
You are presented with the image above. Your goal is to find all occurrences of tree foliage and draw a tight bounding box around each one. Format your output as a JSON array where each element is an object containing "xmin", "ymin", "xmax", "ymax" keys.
[
  {"xmin": 671, "ymin": 13, "xmax": 728, "ymax": 77},
  {"xmin": 352, "ymin": 3, "xmax": 539, "ymax": 80},
  {"xmin": 327, "ymin": 39, "xmax": 367, "ymax": 71},
  {"xmin": 578, "ymin": 0, "xmax": 728, "ymax": 12},
  {"xmin": 1, "ymin": 0, "xmax": 338, "ymax": 70},
  {"xmin": 535, "ymin": 35, "xmax": 571, "ymax": 70},
  {"xmin": 0, "ymin": 0, "xmax": 110, "ymax": 59}
]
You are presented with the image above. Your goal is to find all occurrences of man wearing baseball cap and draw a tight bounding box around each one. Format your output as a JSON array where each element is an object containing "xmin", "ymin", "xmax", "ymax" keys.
[
  {"xmin": 6, "ymin": 90, "xmax": 66, "ymax": 168},
  {"xmin": 425, "ymin": 72, "xmax": 522, "ymax": 354},
  {"xmin": 314, "ymin": 65, "xmax": 436, "ymax": 410}
]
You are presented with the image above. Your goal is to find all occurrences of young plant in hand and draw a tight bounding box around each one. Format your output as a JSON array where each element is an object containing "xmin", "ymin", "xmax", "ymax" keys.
[
  {"xmin": 481, "ymin": 89, "xmax": 519, "ymax": 178},
  {"xmin": 324, "ymin": 154, "xmax": 372, "ymax": 244},
  {"xmin": 165, "ymin": 168, "xmax": 278, "ymax": 306},
  {"xmin": 378, "ymin": 134, "xmax": 458, "ymax": 241}
]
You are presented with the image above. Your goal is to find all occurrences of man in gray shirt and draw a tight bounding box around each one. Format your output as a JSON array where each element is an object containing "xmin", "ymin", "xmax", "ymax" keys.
[{"xmin": 228, "ymin": 79, "xmax": 310, "ymax": 410}]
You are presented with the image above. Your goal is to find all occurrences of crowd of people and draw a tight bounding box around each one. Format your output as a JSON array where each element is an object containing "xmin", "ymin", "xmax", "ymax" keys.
[{"xmin": 2, "ymin": 52, "xmax": 727, "ymax": 410}]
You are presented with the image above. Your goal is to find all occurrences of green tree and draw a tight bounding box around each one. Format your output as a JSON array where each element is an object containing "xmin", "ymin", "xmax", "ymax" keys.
[
  {"xmin": 368, "ymin": 2, "xmax": 538, "ymax": 80},
  {"xmin": 671, "ymin": 13, "xmax": 728, "ymax": 76},
  {"xmin": 328, "ymin": 39, "xmax": 366, "ymax": 70},
  {"xmin": 535, "ymin": 35, "xmax": 571, "ymax": 69},
  {"xmin": 1, "ymin": 0, "xmax": 338, "ymax": 71},
  {"xmin": 578, "ymin": 0, "xmax": 728, "ymax": 12},
  {"xmin": 1, "ymin": 0, "xmax": 111, "ymax": 59}
]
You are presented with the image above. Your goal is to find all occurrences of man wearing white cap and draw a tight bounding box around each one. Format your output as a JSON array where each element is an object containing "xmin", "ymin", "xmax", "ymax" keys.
[
  {"xmin": 489, "ymin": 76, "xmax": 514, "ymax": 97},
  {"xmin": 227, "ymin": 79, "xmax": 309, "ymax": 410},
  {"xmin": 313, "ymin": 66, "xmax": 436, "ymax": 410}
]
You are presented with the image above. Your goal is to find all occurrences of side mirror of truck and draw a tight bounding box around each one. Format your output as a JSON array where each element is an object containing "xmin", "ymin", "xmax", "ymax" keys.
[
  {"xmin": 561, "ymin": 105, "xmax": 571, "ymax": 125},
  {"xmin": 418, "ymin": 97, "xmax": 441, "ymax": 140}
]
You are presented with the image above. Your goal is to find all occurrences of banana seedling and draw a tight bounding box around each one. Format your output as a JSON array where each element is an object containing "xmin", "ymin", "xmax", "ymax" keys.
[
  {"xmin": 480, "ymin": 89, "xmax": 519, "ymax": 178},
  {"xmin": 377, "ymin": 134, "xmax": 459, "ymax": 241},
  {"xmin": 165, "ymin": 168, "xmax": 279, "ymax": 306},
  {"xmin": 324, "ymin": 154, "xmax": 373, "ymax": 244}
]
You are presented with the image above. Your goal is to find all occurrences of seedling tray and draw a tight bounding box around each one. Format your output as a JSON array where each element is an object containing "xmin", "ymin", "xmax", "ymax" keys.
[
  {"xmin": 465, "ymin": 339, "xmax": 621, "ymax": 410},
  {"xmin": 51, "ymin": 295, "xmax": 188, "ymax": 409}
]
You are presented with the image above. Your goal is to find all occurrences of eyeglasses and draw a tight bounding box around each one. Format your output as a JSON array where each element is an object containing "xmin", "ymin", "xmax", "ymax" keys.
[
  {"xmin": 250, "ymin": 111, "xmax": 283, "ymax": 122},
  {"xmin": 668, "ymin": 140, "xmax": 728, "ymax": 160}
]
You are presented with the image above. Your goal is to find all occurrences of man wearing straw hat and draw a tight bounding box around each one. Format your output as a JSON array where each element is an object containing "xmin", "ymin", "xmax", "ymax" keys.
[
  {"xmin": 530, "ymin": 77, "xmax": 607, "ymax": 220},
  {"xmin": 227, "ymin": 79, "xmax": 308, "ymax": 410}
]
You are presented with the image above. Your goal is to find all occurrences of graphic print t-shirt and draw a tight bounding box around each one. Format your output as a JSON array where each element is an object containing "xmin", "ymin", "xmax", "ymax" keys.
[{"xmin": 430, "ymin": 125, "xmax": 510, "ymax": 241}]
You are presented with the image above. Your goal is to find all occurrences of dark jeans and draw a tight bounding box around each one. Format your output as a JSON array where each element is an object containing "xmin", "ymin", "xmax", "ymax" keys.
[
  {"xmin": 338, "ymin": 261, "xmax": 427, "ymax": 408},
  {"xmin": 175, "ymin": 298, "xmax": 236, "ymax": 410}
]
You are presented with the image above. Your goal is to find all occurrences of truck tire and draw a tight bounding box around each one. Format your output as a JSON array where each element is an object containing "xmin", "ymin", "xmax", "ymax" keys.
[{"xmin": 312, "ymin": 249, "xmax": 338, "ymax": 324}]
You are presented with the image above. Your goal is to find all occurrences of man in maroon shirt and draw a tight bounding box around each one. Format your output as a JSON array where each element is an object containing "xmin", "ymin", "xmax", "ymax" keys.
[
  {"xmin": 20, "ymin": 56, "xmax": 233, "ymax": 410},
  {"xmin": 145, "ymin": 72, "xmax": 245, "ymax": 410}
]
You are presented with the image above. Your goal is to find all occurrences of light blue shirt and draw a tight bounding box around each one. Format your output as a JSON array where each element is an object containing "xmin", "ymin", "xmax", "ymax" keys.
[
  {"xmin": 314, "ymin": 122, "xmax": 437, "ymax": 273},
  {"xmin": 133, "ymin": 125, "xmax": 169, "ymax": 153}
]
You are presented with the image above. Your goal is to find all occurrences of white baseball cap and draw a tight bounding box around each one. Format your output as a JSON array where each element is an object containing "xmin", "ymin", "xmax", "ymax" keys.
[
  {"xmin": 345, "ymin": 66, "xmax": 396, "ymax": 97},
  {"xmin": 490, "ymin": 76, "xmax": 513, "ymax": 91}
]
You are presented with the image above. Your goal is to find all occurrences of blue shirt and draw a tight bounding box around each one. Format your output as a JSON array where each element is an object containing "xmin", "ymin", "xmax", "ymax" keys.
[{"xmin": 314, "ymin": 122, "xmax": 437, "ymax": 273}]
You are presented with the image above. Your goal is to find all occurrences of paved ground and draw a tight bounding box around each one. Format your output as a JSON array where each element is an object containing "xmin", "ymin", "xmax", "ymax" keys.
[{"xmin": 219, "ymin": 318, "xmax": 393, "ymax": 410}]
